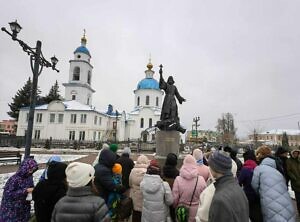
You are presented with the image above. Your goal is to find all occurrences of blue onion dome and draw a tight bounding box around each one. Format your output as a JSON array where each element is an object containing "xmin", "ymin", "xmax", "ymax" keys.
[
  {"xmin": 74, "ymin": 46, "xmax": 91, "ymax": 56},
  {"xmin": 74, "ymin": 31, "xmax": 91, "ymax": 57},
  {"xmin": 137, "ymin": 78, "xmax": 159, "ymax": 90}
]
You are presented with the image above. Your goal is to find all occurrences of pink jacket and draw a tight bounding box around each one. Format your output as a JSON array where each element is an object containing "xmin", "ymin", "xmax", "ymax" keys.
[
  {"xmin": 196, "ymin": 164, "xmax": 210, "ymax": 182},
  {"xmin": 172, "ymin": 162, "xmax": 206, "ymax": 222}
]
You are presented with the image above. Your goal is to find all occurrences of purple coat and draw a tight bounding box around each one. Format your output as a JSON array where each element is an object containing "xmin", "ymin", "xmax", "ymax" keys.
[{"xmin": 0, "ymin": 158, "xmax": 38, "ymax": 222}]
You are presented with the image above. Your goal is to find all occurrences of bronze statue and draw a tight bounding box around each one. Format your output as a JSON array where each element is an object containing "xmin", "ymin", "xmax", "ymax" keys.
[{"xmin": 156, "ymin": 64, "xmax": 186, "ymax": 133}]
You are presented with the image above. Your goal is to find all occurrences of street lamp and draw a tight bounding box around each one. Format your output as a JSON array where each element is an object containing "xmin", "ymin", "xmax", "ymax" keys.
[
  {"xmin": 2, "ymin": 20, "xmax": 59, "ymax": 158},
  {"xmin": 193, "ymin": 116, "xmax": 200, "ymax": 142}
]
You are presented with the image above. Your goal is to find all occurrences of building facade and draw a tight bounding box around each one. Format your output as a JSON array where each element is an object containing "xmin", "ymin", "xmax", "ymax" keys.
[
  {"xmin": 0, "ymin": 119, "xmax": 17, "ymax": 135},
  {"xmin": 16, "ymin": 34, "xmax": 162, "ymax": 142},
  {"xmin": 248, "ymin": 129, "xmax": 300, "ymax": 147}
]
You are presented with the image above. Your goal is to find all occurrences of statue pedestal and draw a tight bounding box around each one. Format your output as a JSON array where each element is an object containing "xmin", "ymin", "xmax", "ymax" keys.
[{"xmin": 155, "ymin": 130, "xmax": 182, "ymax": 167}]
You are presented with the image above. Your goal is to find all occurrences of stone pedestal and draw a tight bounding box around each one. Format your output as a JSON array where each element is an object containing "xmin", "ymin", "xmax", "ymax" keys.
[{"xmin": 155, "ymin": 130, "xmax": 182, "ymax": 167}]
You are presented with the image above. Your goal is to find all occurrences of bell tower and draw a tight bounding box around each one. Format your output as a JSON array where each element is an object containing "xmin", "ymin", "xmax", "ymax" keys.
[{"xmin": 63, "ymin": 30, "xmax": 95, "ymax": 105}]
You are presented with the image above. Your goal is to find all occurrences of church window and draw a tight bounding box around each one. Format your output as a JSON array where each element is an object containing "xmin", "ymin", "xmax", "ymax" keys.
[
  {"xmin": 58, "ymin": 114, "xmax": 64, "ymax": 123},
  {"xmin": 69, "ymin": 131, "xmax": 75, "ymax": 140},
  {"xmin": 99, "ymin": 117, "xmax": 102, "ymax": 125},
  {"xmin": 146, "ymin": 96, "xmax": 150, "ymax": 105},
  {"xmin": 81, "ymin": 114, "xmax": 87, "ymax": 123},
  {"xmin": 156, "ymin": 97, "xmax": 159, "ymax": 106},
  {"xmin": 70, "ymin": 114, "xmax": 77, "ymax": 124},
  {"xmin": 140, "ymin": 118, "xmax": 144, "ymax": 128},
  {"xmin": 73, "ymin": 67, "xmax": 80, "ymax": 80},
  {"xmin": 34, "ymin": 130, "xmax": 41, "ymax": 139},
  {"xmin": 87, "ymin": 97, "xmax": 90, "ymax": 105},
  {"xmin": 94, "ymin": 116, "xmax": 97, "ymax": 125},
  {"xmin": 79, "ymin": 131, "xmax": 85, "ymax": 141},
  {"xmin": 87, "ymin": 71, "xmax": 91, "ymax": 84},
  {"xmin": 36, "ymin": 113, "xmax": 42, "ymax": 123},
  {"xmin": 77, "ymin": 55, "xmax": 81, "ymax": 59},
  {"xmin": 72, "ymin": 95, "xmax": 76, "ymax": 100},
  {"xmin": 50, "ymin": 113, "xmax": 55, "ymax": 123},
  {"xmin": 93, "ymin": 131, "xmax": 97, "ymax": 141},
  {"xmin": 137, "ymin": 97, "xmax": 140, "ymax": 106},
  {"xmin": 98, "ymin": 132, "xmax": 101, "ymax": 140},
  {"xmin": 149, "ymin": 118, "xmax": 152, "ymax": 128}
]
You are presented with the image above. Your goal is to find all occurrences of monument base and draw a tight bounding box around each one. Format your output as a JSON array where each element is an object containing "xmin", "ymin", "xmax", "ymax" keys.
[{"xmin": 155, "ymin": 130, "xmax": 183, "ymax": 167}]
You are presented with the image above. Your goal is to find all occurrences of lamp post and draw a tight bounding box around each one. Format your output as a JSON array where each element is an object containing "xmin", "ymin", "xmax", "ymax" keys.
[
  {"xmin": 193, "ymin": 116, "xmax": 200, "ymax": 142},
  {"xmin": 2, "ymin": 20, "xmax": 59, "ymax": 158},
  {"xmin": 114, "ymin": 110, "xmax": 119, "ymax": 143}
]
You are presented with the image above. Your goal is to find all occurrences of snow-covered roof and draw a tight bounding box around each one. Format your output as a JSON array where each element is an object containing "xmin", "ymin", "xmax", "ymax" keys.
[
  {"xmin": 20, "ymin": 100, "xmax": 120, "ymax": 117},
  {"xmin": 260, "ymin": 129, "xmax": 300, "ymax": 135}
]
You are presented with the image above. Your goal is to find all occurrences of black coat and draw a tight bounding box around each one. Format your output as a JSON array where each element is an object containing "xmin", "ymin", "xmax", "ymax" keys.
[
  {"xmin": 209, "ymin": 175, "xmax": 249, "ymax": 222},
  {"xmin": 33, "ymin": 180, "xmax": 67, "ymax": 222},
  {"xmin": 116, "ymin": 153, "xmax": 134, "ymax": 189},
  {"xmin": 94, "ymin": 149, "xmax": 118, "ymax": 202}
]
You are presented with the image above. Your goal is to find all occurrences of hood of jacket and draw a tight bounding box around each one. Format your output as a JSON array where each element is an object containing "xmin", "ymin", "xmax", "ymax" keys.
[
  {"xmin": 291, "ymin": 149, "xmax": 300, "ymax": 159},
  {"xmin": 260, "ymin": 157, "xmax": 276, "ymax": 169},
  {"xmin": 179, "ymin": 163, "xmax": 198, "ymax": 180},
  {"xmin": 136, "ymin": 154, "xmax": 149, "ymax": 166},
  {"xmin": 243, "ymin": 160, "xmax": 257, "ymax": 170},
  {"xmin": 142, "ymin": 174, "xmax": 163, "ymax": 194},
  {"xmin": 17, "ymin": 158, "xmax": 38, "ymax": 178},
  {"xmin": 99, "ymin": 149, "xmax": 116, "ymax": 168}
]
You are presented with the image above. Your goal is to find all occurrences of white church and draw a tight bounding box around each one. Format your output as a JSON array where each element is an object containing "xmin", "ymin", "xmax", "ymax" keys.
[{"xmin": 16, "ymin": 34, "xmax": 163, "ymax": 142}]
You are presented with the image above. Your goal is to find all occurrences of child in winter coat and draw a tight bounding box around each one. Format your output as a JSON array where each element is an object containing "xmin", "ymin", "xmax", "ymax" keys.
[
  {"xmin": 129, "ymin": 155, "xmax": 149, "ymax": 222},
  {"xmin": 0, "ymin": 158, "xmax": 38, "ymax": 222},
  {"xmin": 107, "ymin": 163, "xmax": 124, "ymax": 221}
]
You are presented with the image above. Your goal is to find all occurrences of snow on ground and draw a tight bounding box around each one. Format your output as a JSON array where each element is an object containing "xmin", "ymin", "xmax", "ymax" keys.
[
  {"xmin": 0, "ymin": 147, "xmax": 99, "ymax": 153},
  {"xmin": 0, "ymin": 154, "xmax": 86, "ymax": 201}
]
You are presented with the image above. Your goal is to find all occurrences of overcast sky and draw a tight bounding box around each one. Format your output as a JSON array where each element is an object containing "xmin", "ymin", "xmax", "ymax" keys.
[{"xmin": 1, "ymin": 0, "xmax": 300, "ymax": 138}]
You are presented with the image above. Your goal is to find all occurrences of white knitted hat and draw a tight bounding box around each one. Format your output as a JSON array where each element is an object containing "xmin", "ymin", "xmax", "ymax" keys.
[{"xmin": 66, "ymin": 162, "xmax": 95, "ymax": 188}]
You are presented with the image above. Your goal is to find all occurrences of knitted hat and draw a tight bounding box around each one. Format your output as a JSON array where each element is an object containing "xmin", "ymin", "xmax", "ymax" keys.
[
  {"xmin": 47, "ymin": 162, "xmax": 67, "ymax": 181},
  {"xmin": 275, "ymin": 146, "xmax": 288, "ymax": 156},
  {"xmin": 208, "ymin": 150, "xmax": 232, "ymax": 174},
  {"xmin": 102, "ymin": 143, "xmax": 110, "ymax": 150},
  {"xmin": 123, "ymin": 147, "xmax": 131, "ymax": 156},
  {"xmin": 183, "ymin": 154, "xmax": 196, "ymax": 165},
  {"xmin": 147, "ymin": 159, "xmax": 161, "ymax": 175},
  {"xmin": 193, "ymin": 149, "xmax": 203, "ymax": 161},
  {"xmin": 66, "ymin": 162, "xmax": 95, "ymax": 188},
  {"xmin": 243, "ymin": 149, "xmax": 256, "ymax": 162},
  {"xmin": 112, "ymin": 163, "xmax": 122, "ymax": 174},
  {"xmin": 136, "ymin": 154, "xmax": 149, "ymax": 165},
  {"xmin": 256, "ymin": 145, "xmax": 272, "ymax": 161},
  {"xmin": 109, "ymin": 144, "xmax": 118, "ymax": 153},
  {"xmin": 165, "ymin": 153, "xmax": 178, "ymax": 166}
]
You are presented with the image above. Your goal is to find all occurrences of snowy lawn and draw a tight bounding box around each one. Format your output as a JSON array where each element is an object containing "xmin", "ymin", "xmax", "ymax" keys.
[{"xmin": 0, "ymin": 154, "xmax": 87, "ymax": 201}]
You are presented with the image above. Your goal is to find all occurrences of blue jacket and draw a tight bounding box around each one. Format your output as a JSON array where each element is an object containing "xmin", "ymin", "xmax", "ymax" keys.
[{"xmin": 252, "ymin": 157, "xmax": 296, "ymax": 222}]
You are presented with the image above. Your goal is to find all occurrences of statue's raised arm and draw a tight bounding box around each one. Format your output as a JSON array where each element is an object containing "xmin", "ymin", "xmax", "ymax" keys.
[{"xmin": 159, "ymin": 64, "xmax": 167, "ymax": 90}]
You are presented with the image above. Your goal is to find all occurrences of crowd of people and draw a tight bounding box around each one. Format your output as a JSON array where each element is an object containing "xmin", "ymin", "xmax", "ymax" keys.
[{"xmin": 0, "ymin": 143, "xmax": 299, "ymax": 222}]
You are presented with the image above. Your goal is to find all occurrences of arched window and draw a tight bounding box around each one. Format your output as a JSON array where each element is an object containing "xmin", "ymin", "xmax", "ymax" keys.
[
  {"xmin": 87, "ymin": 71, "xmax": 91, "ymax": 84},
  {"xmin": 146, "ymin": 95, "xmax": 150, "ymax": 105},
  {"xmin": 140, "ymin": 118, "xmax": 144, "ymax": 128},
  {"xmin": 156, "ymin": 97, "xmax": 159, "ymax": 106},
  {"xmin": 72, "ymin": 95, "xmax": 76, "ymax": 100},
  {"xmin": 73, "ymin": 67, "xmax": 80, "ymax": 80},
  {"xmin": 149, "ymin": 118, "xmax": 152, "ymax": 128},
  {"xmin": 137, "ymin": 96, "xmax": 140, "ymax": 106}
]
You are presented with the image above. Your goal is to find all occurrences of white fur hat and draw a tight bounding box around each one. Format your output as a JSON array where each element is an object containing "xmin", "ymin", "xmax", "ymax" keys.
[{"xmin": 66, "ymin": 162, "xmax": 95, "ymax": 188}]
